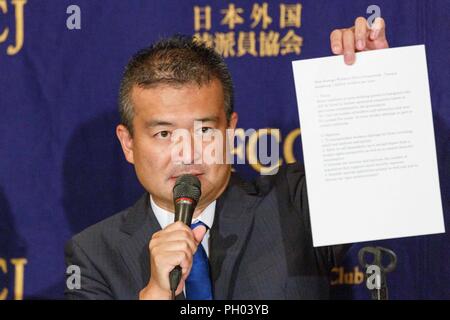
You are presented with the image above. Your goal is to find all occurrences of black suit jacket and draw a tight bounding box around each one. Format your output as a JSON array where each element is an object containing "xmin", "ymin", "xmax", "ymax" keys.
[{"xmin": 64, "ymin": 163, "xmax": 349, "ymax": 299}]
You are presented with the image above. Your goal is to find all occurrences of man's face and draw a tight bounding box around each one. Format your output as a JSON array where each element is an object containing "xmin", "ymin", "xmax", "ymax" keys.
[{"xmin": 116, "ymin": 78, "xmax": 238, "ymax": 213}]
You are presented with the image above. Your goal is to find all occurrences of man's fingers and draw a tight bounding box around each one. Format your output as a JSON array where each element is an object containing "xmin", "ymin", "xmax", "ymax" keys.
[
  {"xmin": 158, "ymin": 240, "xmax": 196, "ymax": 256},
  {"xmin": 354, "ymin": 16, "xmax": 368, "ymax": 50},
  {"xmin": 152, "ymin": 222, "xmax": 194, "ymax": 242},
  {"xmin": 370, "ymin": 17, "xmax": 386, "ymax": 41},
  {"xmin": 342, "ymin": 29, "xmax": 356, "ymax": 65},
  {"xmin": 176, "ymin": 278, "xmax": 187, "ymax": 296},
  {"xmin": 159, "ymin": 251, "xmax": 192, "ymax": 272},
  {"xmin": 152, "ymin": 222, "xmax": 191, "ymax": 239},
  {"xmin": 178, "ymin": 251, "xmax": 193, "ymax": 271},
  {"xmin": 192, "ymin": 225, "xmax": 207, "ymax": 244},
  {"xmin": 330, "ymin": 28, "xmax": 357, "ymax": 64},
  {"xmin": 153, "ymin": 251, "xmax": 191, "ymax": 272},
  {"xmin": 330, "ymin": 29, "xmax": 343, "ymax": 54},
  {"xmin": 151, "ymin": 232, "xmax": 196, "ymax": 253},
  {"xmin": 164, "ymin": 221, "xmax": 192, "ymax": 232}
]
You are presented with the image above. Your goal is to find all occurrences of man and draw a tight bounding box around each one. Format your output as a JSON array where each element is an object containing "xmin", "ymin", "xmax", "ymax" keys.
[{"xmin": 65, "ymin": 17, "xmax": 389, "ymax": 299}]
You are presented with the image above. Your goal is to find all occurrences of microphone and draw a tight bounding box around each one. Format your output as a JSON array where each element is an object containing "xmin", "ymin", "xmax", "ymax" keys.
[{"xmin": 169, "ymin": 174, "xmax": 202, "ymax": 299}]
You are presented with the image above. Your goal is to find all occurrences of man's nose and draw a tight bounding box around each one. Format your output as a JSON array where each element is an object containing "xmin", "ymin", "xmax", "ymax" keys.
[{"xmin": 179, "ymin": 132, "xmax": 202, "ymax": 165}]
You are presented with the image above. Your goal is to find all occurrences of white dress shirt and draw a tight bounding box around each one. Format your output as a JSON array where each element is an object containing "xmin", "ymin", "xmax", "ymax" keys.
[{"xmin": 150, "ymin": 195, "xmax": 215, "ymax": 257}]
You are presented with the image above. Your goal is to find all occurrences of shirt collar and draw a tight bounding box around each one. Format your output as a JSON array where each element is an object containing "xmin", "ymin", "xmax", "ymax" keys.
[{"xmin": 150, "ymin": 195, "xmax": 215, "ymax": 230}]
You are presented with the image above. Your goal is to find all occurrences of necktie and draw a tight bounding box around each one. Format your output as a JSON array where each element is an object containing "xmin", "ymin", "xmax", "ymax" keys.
[{"xmin": 185, "ymin": 221, "xmax": 213, "ymax": 300}]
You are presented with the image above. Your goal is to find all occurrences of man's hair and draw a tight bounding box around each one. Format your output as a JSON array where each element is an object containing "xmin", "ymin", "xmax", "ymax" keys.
[{"xmin": 118, "ymin": 35, "xmax": 234, "ymax": 135}]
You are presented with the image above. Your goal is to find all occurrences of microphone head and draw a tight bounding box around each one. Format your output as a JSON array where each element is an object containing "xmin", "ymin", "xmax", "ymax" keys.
[{"xmin": 173, "ymin": 174, "xmax": 202, "ymax": 203}]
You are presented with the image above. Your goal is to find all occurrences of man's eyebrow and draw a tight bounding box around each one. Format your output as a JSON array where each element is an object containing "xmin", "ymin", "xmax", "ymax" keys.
[
  {"xmin": 195, "ymin": 116, "xmax": 219, "ymax": 123},
  {"xmin": 144, "ymin": 120, "xmax": 174, "ymax": 128}
]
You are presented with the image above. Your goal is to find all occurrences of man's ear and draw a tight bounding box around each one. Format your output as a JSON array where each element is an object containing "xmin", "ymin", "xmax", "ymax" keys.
[
  {"xmin": 225, "ymin": 112, "xmax": 239, "ymax": 156},
  {"xmin": 116, "ymin": 124, "xmax": 135, "ymax": 164},
  {"xmin": 228, "ymin": 112, "xmax": 238, "ymax": 130}
]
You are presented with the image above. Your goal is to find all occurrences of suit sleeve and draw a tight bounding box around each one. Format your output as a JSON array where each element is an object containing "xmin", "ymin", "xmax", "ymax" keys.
[
  {"xmin": 284, "ymin": 162, "xmax": 352, "ymax": 267},
  {"xmin": 64, "ymin": 238, "xmax": 114, "ymax": 300}
]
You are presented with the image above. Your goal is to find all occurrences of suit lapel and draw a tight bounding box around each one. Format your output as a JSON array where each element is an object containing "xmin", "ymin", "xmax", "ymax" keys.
[
  {"xmin": 116, "ymin": 194, "xmax": 158, "ymax": 295},
  {"xmin": 209, "ymin": 174, "xmax": 259, "ymax": 300}
]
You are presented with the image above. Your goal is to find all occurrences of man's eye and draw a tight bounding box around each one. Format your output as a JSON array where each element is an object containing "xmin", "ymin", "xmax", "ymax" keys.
[
  {"xmin": 200, "ymin": 127, "xmax": 214, "ymax": 134},
  {"xmin": 155, "ymin": 131, "xmax": 171, "ymax": 139}
]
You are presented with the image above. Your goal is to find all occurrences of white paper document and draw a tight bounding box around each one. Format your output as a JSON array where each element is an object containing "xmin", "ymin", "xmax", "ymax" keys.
[{"xmin": 292, "ymin": 45, "xmax": 445, "ymax": 247}]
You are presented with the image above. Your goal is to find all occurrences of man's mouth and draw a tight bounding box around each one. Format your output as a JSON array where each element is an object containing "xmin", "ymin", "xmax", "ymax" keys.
[{"xmin": 170, "ymin": 172, "xmax": 204, "ymax": 180}]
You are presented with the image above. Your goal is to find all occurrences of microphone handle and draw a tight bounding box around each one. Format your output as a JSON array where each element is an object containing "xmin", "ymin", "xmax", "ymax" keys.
[
  {"xmin": 174, "ymin": 199, "xmax": 195, "ymax": 225},
  {"xmin": 169, "ymin": 199, "xmax": 196, "ymax": 298},
  {"xmin": 169, "ymin": 266, "xmax": 182, "ymax": 299}
]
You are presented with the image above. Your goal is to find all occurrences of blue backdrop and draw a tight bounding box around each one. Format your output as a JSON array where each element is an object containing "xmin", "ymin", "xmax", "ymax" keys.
[{"xmin": 0, "ymin": 0, "xmax": 449, "ymax": 299}]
